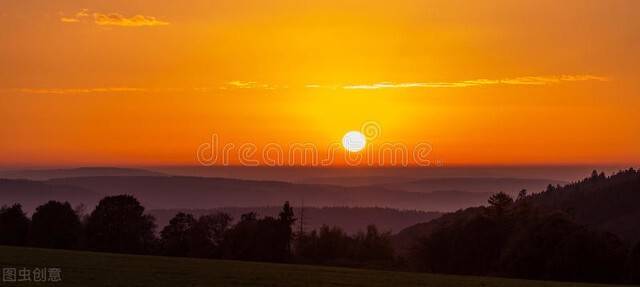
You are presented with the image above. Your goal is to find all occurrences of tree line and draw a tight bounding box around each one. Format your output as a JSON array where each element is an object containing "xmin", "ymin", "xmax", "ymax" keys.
[
  {"xmin": 409, "ymin": 183, "xmax": 640, "ymax": 284},
  {"xmin": 0, "ymin": 195, "xmax": 393, "ymax": 267},
  {"xmin": 3, "ymin": 169, "xmax": 640, "ymax": 284}
]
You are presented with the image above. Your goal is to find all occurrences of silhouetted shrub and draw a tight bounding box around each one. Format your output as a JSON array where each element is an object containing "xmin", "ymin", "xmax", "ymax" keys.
[
  {"xmin": 0, "ymin": 204, "xmax": 29, "ymax": 246},
  {"xmin": 30, "ymin": 201, "xmax": 81, "ymax": 249},
  {"xmin": 295, "ymin": 224, "xmax": 393, "ymax": 266},
  {"xmin": 222, "ymin": 202, "xmax": 295, "ymax": 262},
  {"xmin": 160, "ymin": 212, "xmax": 196, "ymax": 256},
  {"xmin": 189, "ymin": 212, "xmax": 232, "ymax": 258},
  {"xmin": 85, "ymin": 195, "xmax": 157, "ymax": 254}
]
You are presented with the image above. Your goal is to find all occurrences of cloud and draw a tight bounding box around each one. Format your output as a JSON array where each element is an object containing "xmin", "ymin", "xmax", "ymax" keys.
[
  {"xmin": 221, "ymin": 81, "xmax": 282, "ymax": 90},
  {"xmin": 60, "ymin": 9, "xmax": 88, "ymax": 22},
  {"xmin": 227, "ymin": 81, "xmax": 258, "ymax": 88},
  {"xmin": 341, "ymin": 75, "xmax": 609, "ymax": 90},
  {"xmin": 60, "ymin": 9, "xmax": 169, "ymax": 27},
  {"xmin": 93, "ymin": 13, "xmax": 169, "ymax": 27},
  {"xmin": 60, "ymin": 17, "xmax": 80, "ymax": 23},
  {"xmin": 21, "ymin": 75, "xmax": 604, "ymax": 96},
  {"xmin": 343, "ymin": 82, "xmax": 477, "ymax": 89}
]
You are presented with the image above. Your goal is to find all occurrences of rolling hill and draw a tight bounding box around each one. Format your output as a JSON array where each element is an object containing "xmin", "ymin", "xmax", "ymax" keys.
[
  {"xmin": 0, "ymin": 245, "xmax": 621, "ymax": 287},
  {"xmin": 0, "ymin": 179, "xmax": 101, "ymax": 212},
  {"xmin": 0, "ymin": 167, "xmax": 166, "ymax": 180},
  {"xmin": 2, "ymin": 176, "xmax": 499, "ymax": 212},
  {"xmin": 299, "ymin": 176, "xmax": 565, "ymax": 194},
  {"xmin": 393, "ymin": 169, "xmax": 640, "ymax": 257},
  {"xmin": 527, "ymin": 168, "xmax": 640, "ymax": 243}
]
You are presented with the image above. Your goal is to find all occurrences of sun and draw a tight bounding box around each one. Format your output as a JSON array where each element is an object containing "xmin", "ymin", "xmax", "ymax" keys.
[{"xmin": 342, "ymin": 131, "xmax": 367, "ymax": 152}]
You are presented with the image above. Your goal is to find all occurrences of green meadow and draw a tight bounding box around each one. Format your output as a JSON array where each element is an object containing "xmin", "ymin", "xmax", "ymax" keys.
[{"xmin": 0, "ymin": 245, "xmax": 628, "ymax": 287}]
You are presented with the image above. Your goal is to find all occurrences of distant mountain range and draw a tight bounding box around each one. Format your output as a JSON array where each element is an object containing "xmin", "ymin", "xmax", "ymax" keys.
[
  {"xmin": 0, "ymin": 167, "xmax": 566, "ymax": 213},
  {"xmin": 39, "ymin": 176, "xmax": 494, "ymax": 211},
  {"xmin": 299, "ymin": 176, "xmax": 565, "ymax": 194},
  {"xmin": 150, "ymin": 165, "xmax": 626, "ymax": 182},
  {"xmin": 0, "ymin": 178, "xmax": 101, "ymax": 212},
  {"xmin": 0, "ymin": 167, "xmax": 165, "ymax": 180}
]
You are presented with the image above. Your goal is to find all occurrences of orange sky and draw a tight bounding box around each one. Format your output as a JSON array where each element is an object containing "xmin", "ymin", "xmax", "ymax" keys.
[{"xmin": 1, "ymin": 0, "xmax": 639, "ymax": 167}]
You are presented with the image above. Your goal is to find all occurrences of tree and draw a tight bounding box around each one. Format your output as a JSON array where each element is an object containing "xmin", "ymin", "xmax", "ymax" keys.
[
  {"xmin": 501, "ymin": 211, "xmax": 626, "ymax": 283},
  {"xmin": 241, "ymin": 212, "xmax": 257, "ymax": 221},
  {"xmin": 410, "ymin": 201, "xmax": 628, "ymax": 283},
  {"xmin": 412, "ymin": 211, "xmax": 508, "ymax": 275},
  {"xmin": 222, "ymin": 212, "xmax": 270, "ymax": 261},
  {"xmin": 160, "ymin": 212, "xmax": 233, "ymax": 258},
  {"xmin": 279, "ymin": 201, "xmax": 295, "ymax": 226},
  {"xmin": 517, "ymin": 189, "xmax": 528, "ymax": 201},
  {"xmin": 295, "ymin": 224, "xmax": 393, "ymax": 266},
  {"xmin": 0, "ymin": 204, "xmax": 29, "ymax": 246},
  {"xmin": 546, "ymin": 184, "xmax": 556, "ymax": 192},
  {"xmin": 352, "ymin": 225, "xmax": 394, "ymax": 262},
  {"xmin": 222, "ymin": 203, "xmax": 296, "ymax": 263},
  {"xmin": 30, "ymin": 201, "xmax": 81, "ymax": 249},
  {"xmin": 160, "ymin": 212, "xmax": 196, "ymax": 257},
  {"xmin": 278, "ymin": 201, "xmax": 296, "ymax": 257},
  {"xmin": 85, "ymin": 195, "xmax": 157, "ymax": 254},
  {"xmin": 488, "ymin": 192, "xmax": 514, "ymax": 215},
  {"xmin": 295, "ymin": 225, "xmax": 350, "ymax": 264},
  {"xmin": 189, "ymin": 212, "xmax": 232, "ymax": 258}
]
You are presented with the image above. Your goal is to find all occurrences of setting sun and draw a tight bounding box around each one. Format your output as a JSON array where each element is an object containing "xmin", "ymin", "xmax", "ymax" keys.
[{"xmin": 342, "ymin": 131, "xmax": 367, "ymax": 153}]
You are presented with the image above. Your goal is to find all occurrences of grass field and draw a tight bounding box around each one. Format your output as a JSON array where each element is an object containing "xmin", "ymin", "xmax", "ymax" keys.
[{"xmin": 0, "ymin": 245, "xmax": 629, "ymax": 287}]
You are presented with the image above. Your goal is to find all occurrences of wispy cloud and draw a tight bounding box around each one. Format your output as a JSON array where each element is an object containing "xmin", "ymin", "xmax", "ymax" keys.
[
  {"xmin": 60, "ymin": 9, "xmax": 89, "ymax": 23},
  {"xmin": 60, "ymin": 17, "xmax": 80, "ymax": 23},
  {"xmin": 93, "ymin": 13, "xmax": 169, "ymax": 27},
  {"xmin": 11, "ymin": 75, "xmax": 606, "ymax": 95},
  {"xmin": 60, "ymin": 9, "xmax": 169, "ymax": 27},
  {"xmin": 227, "ymin": 81, "xmax": 258, "ymax": 89},
  {"xmin": 341, "ymin": 75, "xmax": 609, "ymax": 90},
  {"xmin": 220, "ymin": 81, "xmax": 283, "ymax": 90}
]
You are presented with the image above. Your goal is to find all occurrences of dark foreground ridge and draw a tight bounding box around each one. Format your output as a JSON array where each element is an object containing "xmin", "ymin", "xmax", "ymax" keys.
[{"xmin": 0, "ymin": 245, "xmax": 622, "ymax": 287}]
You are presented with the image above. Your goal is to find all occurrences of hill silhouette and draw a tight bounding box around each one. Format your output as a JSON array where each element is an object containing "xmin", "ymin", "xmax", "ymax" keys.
[
  {"xmin": 299, "ymin": 176, "xmax": 565, "ymax": 194},
  {"xmin": 0, "ymin": 178, "xmax": 101, "ymax": 211},
  {"xmin": 1, "ymin": 176, "xmax": 504, "ymax": 211},
  {"xmin": 0, "ymin": 167, "xmax": 165, "ymax": 180},
  {"xmin": 527, "ymin": 168, "xmax": 640, "ymax": 243},
  {"xmin": 394, "ymin": 168, "xmax": 640, "ymax": 257}
]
